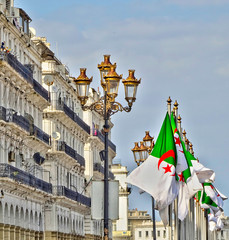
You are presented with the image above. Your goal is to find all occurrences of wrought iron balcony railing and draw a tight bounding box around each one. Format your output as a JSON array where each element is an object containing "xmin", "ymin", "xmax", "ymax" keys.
[
  {"xmin": 0, "ymin": 52, "xmax": 49, "ymax": 102},
  {"xmin": 53, "ymin": 186, "xmax": 91, "ymax": 207},
  {"xmin": 93, "ymin": 163, "xmax": 114, "ymax": 180},
  {"xmin": 56, "ymin": 141, "xmax": 85, "ymax": 166},
  {"xmin": 33, "ymin": 79, "xmax": 49, "ymax": 102},
  {"xmin": 33, "ymin": 126, "xmax": 50, "ymax": 145},
  {"xmin": 51, "ymin": 100, "xmax": 90, "ymax": 134},
  {"xmin": 0, "ymin": 107, "xmax": 50, "ymax": 145},
  {"xmin": 0, "ymin": 164, "xmax": 52, "ymax": 194},
  {"xmin": 92, "ymin": 129, "xmax": 116, "ymax": 152}
]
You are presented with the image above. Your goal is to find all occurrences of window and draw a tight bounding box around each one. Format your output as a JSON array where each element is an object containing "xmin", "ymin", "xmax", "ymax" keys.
[
  {"xmin": 146, "ymin": 231, "xmax": 149, "ymax": 237},
  {"xmin": 139, "ymin": 231, "xmax": 142, "ymax": 237},
  {"xmin": 158, "ymin": 231, "xmax": 160, "ymax": 237},
  {"xmin": 163, "ymin": 230, "xmax": 166, "ymax": 238}
]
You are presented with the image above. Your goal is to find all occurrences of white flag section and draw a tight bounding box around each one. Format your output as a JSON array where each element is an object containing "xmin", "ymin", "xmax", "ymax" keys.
[
  {"xmin": 126, "ymin": 155, "xmax": 179, "ymax": 210},
  {"xmin": 191, "ymin": 160, "xmax": 215, "ymax": 183},
  {"xmin": 208, "ymin": 209, "xmax": 224, "ymax": 231}
]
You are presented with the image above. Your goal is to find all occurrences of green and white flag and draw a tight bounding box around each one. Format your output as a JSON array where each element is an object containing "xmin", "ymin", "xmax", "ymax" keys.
[
  {"xmin": 199, "ymin": 183, "xmax": 227, "ymax": 216},
  {"xmin": 126, "ymin": 112, "xmax": 179, "ymax": 210},
  {"xmin": 203, "ymin": 183, "xmax": 227, "ymax": 211},
  {"xmin": 185, "ymin": 152, "xmax": 215, "ymax": 183},
  {"xmin": 170, "ymin": 113, "xmax": 202, "ymax": 221}
]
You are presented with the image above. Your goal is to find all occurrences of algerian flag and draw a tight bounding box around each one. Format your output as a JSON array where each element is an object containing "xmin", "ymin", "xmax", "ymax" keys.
[
  {"xmin": 126, "ymin": 112, "xmax": 179, "ymax": 210},
  {"xmin": 198, "ymin": 183, "xmax": 227, "ymax": 215},
  {"xmin": 170, "ymin": 113, "xmax": 202, "ymax": 221},
  {"xmin": 185, "ymin": 152, "xmax": 215, "ymax": 183},
  {"xmin": 203, "ymin": 183, "xmax": 227, "ymax": 210}
]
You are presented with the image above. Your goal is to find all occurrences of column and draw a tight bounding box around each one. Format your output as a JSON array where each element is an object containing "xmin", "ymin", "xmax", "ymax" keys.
[
  {"xmin": 30, "ymin": 230, "xmax": 35, "ymax": 240},
  {"xmin": 15, "ymin": 226, "xmax": 20, "ymax": 240},
  {"xmin": 4, "ymin": 224, "xmax": 10, "ymax": 240},
  {"xmin": 0, "ymin": 223, "xmax": 4, "ymax": 239},
  {"xmin": 20, "ymin": 227, "xmax": 25, "ymax": 240},
  {"xmin": 10, "ymin": 224, "xmax": 15, "ymax": 240},
  {"xmin": 25, "ymin": 229, "xmax": 30, "ymax": 240}
]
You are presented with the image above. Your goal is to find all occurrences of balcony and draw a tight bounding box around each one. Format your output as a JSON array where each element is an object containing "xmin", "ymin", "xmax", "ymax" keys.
[
  {"xmin": 33, "ymin": 80, "xmax": 49, "ymax": 102},
  {"xmin": 0, "ymin": 52, "xmax": 49, "ymax": 103},
  {"xmin": 33, "ymin": 126, "xmax": 50, "ymax": 146},
  {"xmin": 0, "ymin": 107, "xmax": 50, "ymax": 146},
  {"xmin": 53, "ymin": 186, "xmax": 91, "ymax": 207},
  {"xmin": 47, "ymin": 100, "xmax": 90, "ymax": 134},
  {"xmin": 0, "ymin": 164, "xmax": 52, "ymax": 194},
  {"xmin": 92, "ymin": 129, "xmax": 116, "ymax": 153},
  {"xmin": 56, "ymin": 141, "xmax": 85, "ymax": 167},
  {"xmin": 1, "ymin": 52, "xmax": 34, "ymax": 85},
  {"xmin": 93, "ymin": 163, "xmax": 114, "ymax": 180}
]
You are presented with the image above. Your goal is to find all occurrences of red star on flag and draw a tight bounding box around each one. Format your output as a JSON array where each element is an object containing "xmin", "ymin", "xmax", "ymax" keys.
[
  {"xmin": 174, "ymin": 136, "xmax": 181, "ymax": 147},
  {"xmin": 162, "ymin": 164, "xmax": 172, "ymax": 174},
  {"xmin": 178, "ymin": 172, "xmax": 185, "ymax": 182}
]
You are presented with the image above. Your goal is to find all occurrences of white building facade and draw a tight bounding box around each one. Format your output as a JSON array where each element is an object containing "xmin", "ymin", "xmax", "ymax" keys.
[
  {"xmin": 0, "ymin": 1, "xmax": 116, "ymax": 239},
  {"xmin": 111, "ymin": 163, "xmax": 131, "ymax": 239}
]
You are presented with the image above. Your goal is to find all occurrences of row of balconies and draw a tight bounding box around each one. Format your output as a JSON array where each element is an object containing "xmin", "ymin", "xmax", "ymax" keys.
[
  {"xmin": 1, "ymin": 52, "xmax": 49, "ymax": 102},
  {"xmin": 55, "ymin": 140, "xmax": 85, "ymax": 167},
  {"xmin": 92, "ymin": 128, "xmax": 116, "ymax": 153},
  {"xmin": 0, "ymin": 163, "xmax": 91, "ymax": 207},
  {"xmin": 93, "ymin": 163, "xmax": 114, "ymax": 180},
  {"xmin": 0, "ymin": 106, "xmax": 50, "ymax": 146},
  {"xmin": 53, "ymin": 186, "xmax": 91, "ymax": 207},
  {"xmin": 50, "ymin": 99, "xmax": 90, "ymax": 135},
  {"xmin": 0, "ymin": 106, "xmax": 86, "ymax": 167},
  {"xmin": 1, "ymin": 52, "xmax": 117, "ymax": 153}
]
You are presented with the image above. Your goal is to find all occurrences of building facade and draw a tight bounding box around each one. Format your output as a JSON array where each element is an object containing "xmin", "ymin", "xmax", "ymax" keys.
[
  {"xmin": 111, "ymin": 163, "xmax": 131, "ymax": 239},
  {"xmin": 0, "ymin": 0, "xmax": 116, "ymax": 239}
]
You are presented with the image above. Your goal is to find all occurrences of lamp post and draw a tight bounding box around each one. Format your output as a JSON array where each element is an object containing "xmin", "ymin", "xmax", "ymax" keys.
[
  {"xmin": 131, "ymin": 131, "xmax": 157, "ymax": 240},
  {"xmin": 73, "ymin": 55, "xmax": 141, "ymax": 240}
]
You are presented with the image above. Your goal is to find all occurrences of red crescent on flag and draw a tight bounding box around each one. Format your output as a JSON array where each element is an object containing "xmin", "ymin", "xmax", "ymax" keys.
[{"xmin": 158, "ymin": 150, "xmax": 176, "ymax": 170}]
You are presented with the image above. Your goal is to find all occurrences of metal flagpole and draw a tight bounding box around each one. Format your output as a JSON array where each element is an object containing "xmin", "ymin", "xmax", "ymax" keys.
[{"xmin": 152, "ymin": 197, "xmax": 157, "ymax": 240}]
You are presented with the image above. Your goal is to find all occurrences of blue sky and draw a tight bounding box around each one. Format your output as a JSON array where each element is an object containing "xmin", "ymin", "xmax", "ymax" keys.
[{"xmin": 15, "ymin": 0, "xmax": 229, "ymax": 218}]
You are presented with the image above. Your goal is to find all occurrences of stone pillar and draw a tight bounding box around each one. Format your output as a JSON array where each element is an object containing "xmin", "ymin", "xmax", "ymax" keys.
[
  {"xmin": 25, "ymin": 229, "xmax": 30, "ymax": 240},
  {"xmin": 15, "ymin": 226, "xmax": 20, "ymax": 240},
  {"xmin": 0, "ymin": 223, "xmax": 4, "ymax": 240},
  {"xmin": 10, "ymin": 225, "xmax": 15, "ymax": 240},
  {"xmin": 30, "ymin": 230, "xmax": 35, "ymax": 240},
  {"xmin": 4, "ymin": 224, "xmax": 10, "ymax": 240},
  {"xmin": 20, "ymin": 227, "xmax": 25, "ymax": 240}
]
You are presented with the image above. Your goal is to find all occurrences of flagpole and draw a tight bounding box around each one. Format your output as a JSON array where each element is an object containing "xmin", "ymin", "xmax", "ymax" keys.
[
  {"xmin": 204, "ymin": 209, "xmax": 208, "ymax": 240},
  {"xmin": 152, "ymin": 196, "xmax": 157, "ymax": 240}
]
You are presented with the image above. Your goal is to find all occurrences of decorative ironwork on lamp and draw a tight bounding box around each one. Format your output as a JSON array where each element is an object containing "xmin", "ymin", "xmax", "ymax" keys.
[{"xmin": 74, "ymin": 55, "xmax": 141, "ymax": 116}]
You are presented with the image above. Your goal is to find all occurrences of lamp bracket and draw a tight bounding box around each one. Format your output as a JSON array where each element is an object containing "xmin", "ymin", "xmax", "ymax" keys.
[{"xmin": 82, "ymin": 95, "xmax": 132, "ymax": 117}]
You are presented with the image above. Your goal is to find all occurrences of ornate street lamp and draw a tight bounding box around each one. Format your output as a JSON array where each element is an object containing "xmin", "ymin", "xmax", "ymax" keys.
[
  {"xmin": 74, "ymin": 68, "xmax": 93, "ymax": 106},
  {"xmin": 74, "ymin": 55, "xmax": 141, "ymax": 240},
  {"xmin": 132, "ymin": 141, "xmax": 148, "ymax": 166},
  {"xmin": 131, "ymin": 131, "xmax": 156, "ymax": 240},
  {"xmin": 143, "ymin": 131, "xmax": 154, "ymax": 153}
]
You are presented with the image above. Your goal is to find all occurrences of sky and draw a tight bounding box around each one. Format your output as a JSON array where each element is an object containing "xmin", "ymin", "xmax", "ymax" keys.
[{"xmin": 14, "ymin": 0, "xmax": 229, "ymax": 218}]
